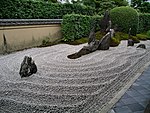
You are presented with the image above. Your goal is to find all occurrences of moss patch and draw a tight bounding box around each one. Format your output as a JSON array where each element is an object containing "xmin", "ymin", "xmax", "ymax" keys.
[
  {"xmin": 131, "ymin": 36, "xmax": 140, "ymax": 43},
  {"xmin": 39, "ymin": 31, "xmax": 146, "ymax": 48},
  {"xmin": 110, "ymin": 37, "xmax": 120, "ymax": 47},
  {"xmin": 136, "ymin": 34, "xmax": 148, "ymax": 40},
  {"xmin": 64, "ymin": 38, "xmax": 88, "ymax": 45}
]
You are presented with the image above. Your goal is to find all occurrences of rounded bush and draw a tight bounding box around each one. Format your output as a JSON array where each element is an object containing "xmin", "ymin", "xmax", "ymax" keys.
[{"xmin": 110, "ymin": 6, "xmax": 139, "ymax": 36}]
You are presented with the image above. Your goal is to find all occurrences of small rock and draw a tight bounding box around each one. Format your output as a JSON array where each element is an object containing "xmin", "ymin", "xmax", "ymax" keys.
[
  {"xmin": 137, "ymin": 44, "xmax": 146, "ymax": 49},
  {"xmin": 19, "ymin": 56, "xmax": 37, "ymax": 78}
]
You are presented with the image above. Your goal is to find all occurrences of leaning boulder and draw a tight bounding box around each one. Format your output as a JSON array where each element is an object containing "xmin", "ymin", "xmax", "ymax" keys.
[
  {"xmin": 98, "ymin": 31, "xmax": 111, "ymax": 50},
  {"xmin": 19, "ymin": 56, "xmax": 37, "ymax": 78},
  {"xmin": 88, "ymin": 28, "xmax": 96, "ymax": 45},
  {"xmin": 98, "ymin": 21, "xmax": 114, "ymax": 50}
]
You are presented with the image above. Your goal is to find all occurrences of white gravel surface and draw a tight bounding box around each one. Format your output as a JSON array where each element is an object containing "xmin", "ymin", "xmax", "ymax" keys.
[{"xmin": 0, "ymin": 40, "xmax": 150, "ymax": 113}]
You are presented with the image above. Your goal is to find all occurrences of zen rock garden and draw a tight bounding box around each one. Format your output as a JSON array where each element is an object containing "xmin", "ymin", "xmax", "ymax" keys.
[
  {"xmin": 1, "ymin": 36, "xmax": 150, "ymax": 113},
  {"xmin": 0, "ymin": 0, "xmax": 150, "ymax": 112},
  {"xmin": 1, "ymin": 19, "xmax": 150, "ymax": 113}
]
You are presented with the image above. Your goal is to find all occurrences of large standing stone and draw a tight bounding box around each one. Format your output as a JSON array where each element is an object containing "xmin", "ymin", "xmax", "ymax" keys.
[
  {"xmin": 127, "ymin": 28, "xmax": 134, "ymax": 46},
  {"xmin": 100, "ymin": 10, "xmax": 110, "ymax": 32},
  {"xmin": 19, "ymin": 56, "xmax": 37, "ymax": 78},
  {"xmin": 127, "ymin": 39, "xmax": 134, "ymax": 46}
]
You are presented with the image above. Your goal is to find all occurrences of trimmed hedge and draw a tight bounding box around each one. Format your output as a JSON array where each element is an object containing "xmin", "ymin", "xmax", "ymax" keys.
[
  {"xmin": 138, "ymin": 13, "xmax": 150, "ymax": 33},
  {"xmin": 0, "ymin": 0, "xmax": 96, "ymax": 19},
  {"xmin": 62, "ymin": 14, "xmax": 102, "ymax": 41},
  {"xmin": 110, "ymin": 6, "xmax": 139, "ymax": 36}
]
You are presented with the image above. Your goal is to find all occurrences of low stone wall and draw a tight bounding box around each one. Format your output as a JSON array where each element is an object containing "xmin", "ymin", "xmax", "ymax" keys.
[{"xmin": 0, "ymin": 19, "xmax": 62, "ymax": 54}]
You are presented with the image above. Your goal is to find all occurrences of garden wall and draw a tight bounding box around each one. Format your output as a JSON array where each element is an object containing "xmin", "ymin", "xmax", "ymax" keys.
[{"xmin": 0, "ymin": 19, "xmax": 62, "ymax": 54}]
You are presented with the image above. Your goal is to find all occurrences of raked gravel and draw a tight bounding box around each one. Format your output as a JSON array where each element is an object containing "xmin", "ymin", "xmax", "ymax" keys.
[{"xmin": 0, "ymin": 40, "xmax": 150, "ymax": 113}]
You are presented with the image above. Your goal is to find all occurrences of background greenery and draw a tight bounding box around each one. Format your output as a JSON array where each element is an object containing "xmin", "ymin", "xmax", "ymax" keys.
[
  {"xmin": 131, "ymin": 0, "xmax": 150, "ymax": 13},
  {"xmin": 138, "ymin": 13, "xmax": 150, "ymax": 33},
  {"xmin": 0, "ymin": 0, "xmax": 95, "ymax": 19},
  {"xmin": 62, "ymin": 14, "xmax": 102, "ymax": 41},
  {"xmin": 1, "ymin": 0, "xmax": 150, "ymax": 46}
]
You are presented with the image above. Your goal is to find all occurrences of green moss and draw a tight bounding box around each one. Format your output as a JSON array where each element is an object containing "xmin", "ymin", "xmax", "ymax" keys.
[
  {"xmin": 147, "ymin": 30, "xmax": 150, "ymax": 40},
  {"xmin": 110, "ymin": 37, "xmax": 120, "ymax": 47},
  {"xmin": 42, "ymin": 37, "xmax": 50, "ymax": 46},
  {"xmin": 65, "ymin": 38, "xmax": 88, "ymax": 45},
  {"xmin": 64, "ymin": 31, "xmax": 140, "ymax": 46},
  {"xmin": 131, "ymin": 36, "xmax": 140, "ymax": 43},
  {"xmin": 40, "ymin": 37, "xmax": 61, "ymax": 47},
  {"xmin": 115, "ymin": 32, "xmax": 128, "ymax": 40},
  {"xmin": 136, "ymin": 34, "xmax": 148, "ymax": 40},
  {"xmin": 95, "ymin": 31, "xmax": 121, "ymax": 47},
  {"xmin": 95, "ymin": 31, "xmax": 105, "ymax": 40}
]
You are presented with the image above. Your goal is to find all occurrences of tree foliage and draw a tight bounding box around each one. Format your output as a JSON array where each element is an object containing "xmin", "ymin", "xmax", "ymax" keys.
[
  {"xmin": 81, "ymin": 0, "xmax": 96, "ymax": 8},
  {"xmin": 111, "ymin": 0, "xmax": 128, "ymax": 6},
  {"xmin": 138, "ymin": 13, "xmax": 150, "ymax": 33},
  {"xmin": 131, "ymin": 0, "xmax": 147, "ymax": 7},
  {"xmin": 131, "ymin": 0, "xmax": 150, "ymax": 13},
  {"xmin": 0, "ymin": 0, "xmax": 96, "ymax": 19},
  {"xmin": 80, "ymin": 0, "xmax": 128, "ymax": 15}
]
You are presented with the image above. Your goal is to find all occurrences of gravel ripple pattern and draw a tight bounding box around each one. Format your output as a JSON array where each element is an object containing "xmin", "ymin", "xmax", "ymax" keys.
[{"xmin": 0, "ymin": 41, "xmax": 150, "ymax": 113}]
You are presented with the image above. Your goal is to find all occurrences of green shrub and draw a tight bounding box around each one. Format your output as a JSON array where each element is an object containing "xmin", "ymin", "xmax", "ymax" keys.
[
  {"xmin": 110, "ymin": 6, "xmax": 139, "ymax": 36},
  {"xmin": 40, "ymin": 36, "xmax": 61, "ymax": 47},
  {"xmin": 95, "ymin": 31, "xmax": 121, "ymax": 47},
  {"xmin": 138, "ymin": 13, "xmax": 150, "ymax": 33},
  {"xmin": 131, "ymin": 36, "xmax": 140, "ymax": 43},
  {"xmin": 95, "ymin": 31, "xmax": 106, "ymax": 40},
  {"xmin": 110, "ymin": 37, "xmax": 120, "ymax": 47},
  {"xmin": 65, "ymin": 38, "xmax": 88, "ymax": 45},
  {"xmin": 42, "ymin": 37, "xmax": 51, "ymax": 46},
  {"xmin": 62, "ymin": 14, "xmax": 102, "ymax": 41},
  {"xmin": 147, "ymin": 30, "xmax": 150, "ymax": 40},
  {"xmin": 0, "ymin": 0, "xmax": 95, "ymax": 19},
  {"xmin": 63, "ymin": 31, "xmax": 121, "ymax": 46},
  {"xmin": 136, "ymin": 34, "xmax": 147, "ymax": 40},
  {"xmin": 115, "ymin": 32, "xmax": 129, "ymax": 40}
]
